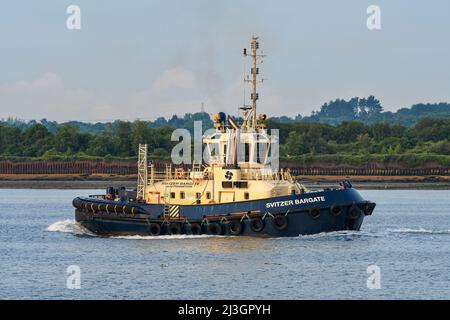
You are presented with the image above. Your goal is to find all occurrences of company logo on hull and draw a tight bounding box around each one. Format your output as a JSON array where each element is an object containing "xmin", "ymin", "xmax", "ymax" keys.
[{"xmin": 265, "ymin": 196, "xmax": 326, "ymax": 209}]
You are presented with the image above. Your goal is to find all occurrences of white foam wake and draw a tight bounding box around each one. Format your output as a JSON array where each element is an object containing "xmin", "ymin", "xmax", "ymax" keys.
[
  {"xmin": 294, "ymin": 230, "xmax": 379, "ymax": 240},
  {"xmin": 113, "ymin": 234, "xmax": 216, "ymax": 240},
  {"xmin": 46, "ymin": 220, "xmax": 217, "ymax": 239},
  {"xmin": 388, "ymin": 228, "xmax": 450, "ymax": 235},
  {"xmin": 47, "ymin": 219, "xmax": 97, "ymax": 236}
]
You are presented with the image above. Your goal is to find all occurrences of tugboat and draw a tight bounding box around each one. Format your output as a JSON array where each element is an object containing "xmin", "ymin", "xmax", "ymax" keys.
[{"xmin": 73, "ymin": 36, "xmax": 375, "ymax": 237}]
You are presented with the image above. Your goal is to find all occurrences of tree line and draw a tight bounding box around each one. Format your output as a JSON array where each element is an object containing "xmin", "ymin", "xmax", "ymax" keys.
[
  {"xmin": 2, "ymin": 97, "xmax": 450, "ymax": 135},
  {"xmin": 1, "ymin": 117, "xmax": 449, "ymax": 165},
  {"xmin": 271, "ymin": 97, "xmax": 450, "ymax": 126}
]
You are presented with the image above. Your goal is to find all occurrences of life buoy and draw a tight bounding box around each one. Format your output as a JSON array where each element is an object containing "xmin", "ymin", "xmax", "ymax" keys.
[
  {"xmin": 273, "ymin": 215, "xmax": 288, "ymax": 230},
  {"xmin": 330, "ymin": 205, "xmax": 342, "ymax": 216},
  {"xmin": 309, "ymin": 208, "xmax": 321, "ymax": 219},
  {"xmin": 168, "ymin": 223, "xmax": 182, "ymax": 235},
  {"xmin": 250, "ymin": 218, "xmax": 265, "ymax": 232},
  {"xmin": 348, "ymin": 205, "xmax": 361, "ymax": 220},
  {"xmin": 148, "ymin": 223, "xmax": 161, "ymax": 236},
  {"xmin": 228, "ymin": 220, "xmax": 243, "ymax": 236},
  {"xmin": 189, "ymin": 223, "xmax": 202, "ymax": 235},
  {"xmin": 207, "ymin": 222, "xmax": 222, "ymax": 235}
]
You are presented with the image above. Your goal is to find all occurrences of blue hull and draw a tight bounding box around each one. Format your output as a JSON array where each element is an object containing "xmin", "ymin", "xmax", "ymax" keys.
[{"xmin": 73, "ymin": 188, "xmax": 375, "ymax": 237}]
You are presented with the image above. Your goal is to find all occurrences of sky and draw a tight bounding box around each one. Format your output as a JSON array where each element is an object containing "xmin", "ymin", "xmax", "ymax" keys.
[{"xmin": 0, "ymin": 0, "xmax": 449, "ymax": 122}]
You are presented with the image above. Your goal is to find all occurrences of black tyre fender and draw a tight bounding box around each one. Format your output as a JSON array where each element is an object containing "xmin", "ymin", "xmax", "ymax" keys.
[
  {"xmin": 273, "ymin": 215, "xmax": 288, "ymax": 230},
  {"xmin": 168, "ymin": 223, "xmax": 182, "ymax": 235},
  {"xmin": 207, "ymin": 222, "xmax": 222, "ymax": 235},
  {"xmin": 363, "ymin": 203, "xmax": 375, "ymax": 215},
  {"xmin": 189, "ymin": 223, "xmax": 202, "ymax": 235},
  {"xmin": 228, "ymin": 220, "xmax": 243, "ymax": 236},
  {"xmin": 148, "ymin": 223, "xmax": 161, "ymax": 236},
  {"xmin": 330, "ymin": 204, "xmax": 342, "ymax": 216},
  {"xmin": 348, "ymin": 205, "xmax": 361, "ymax": 220},
  {"xmin": 309, "ymin": 208, "xmax": 321, "ymax": 219},
  {"xmin": 250, "ymin": 218, "xmax": 265, "ymax": 232}
]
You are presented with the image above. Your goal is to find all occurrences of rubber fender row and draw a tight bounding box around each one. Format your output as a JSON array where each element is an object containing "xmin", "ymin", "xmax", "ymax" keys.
[
  {"xmin": 74, "ymin": 199, "xmax": 140, "ymax": 215},
  {"xmin": 308, "ymin": 203, "xmax": 373, "ymax": 220},
  {"xmin": 145, "ymin": 215, "xmax": 289, "ymax": 236}
]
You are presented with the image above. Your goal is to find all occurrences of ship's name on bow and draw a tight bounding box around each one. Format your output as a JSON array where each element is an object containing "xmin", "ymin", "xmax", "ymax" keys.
[
  {"xmin": 265, "ymin": 196, "xmax": 326, "ymax": 209},
  {"xmin": 161, "ymin": 182, "xmax": 193, "ymax": 186}
]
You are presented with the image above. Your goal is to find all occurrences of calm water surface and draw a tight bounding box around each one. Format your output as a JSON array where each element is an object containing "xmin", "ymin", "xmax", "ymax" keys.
[{"xmin": 0, "ymin": 189, "xmax": 449, "ymax": 299}]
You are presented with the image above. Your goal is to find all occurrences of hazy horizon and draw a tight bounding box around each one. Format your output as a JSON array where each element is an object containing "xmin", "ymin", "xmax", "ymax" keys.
[
  {"xmin": 1, "ymin": 0, "xmax": 449, "ymax": 122},
  {"xmin": 0, "ymin": 97, "xmax": 447, "ymax": 124}
]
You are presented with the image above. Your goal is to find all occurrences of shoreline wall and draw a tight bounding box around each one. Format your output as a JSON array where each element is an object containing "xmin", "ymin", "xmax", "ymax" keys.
[{"xmin": 0, "ymin": 160, "xmax": 449, "ymax": 176}]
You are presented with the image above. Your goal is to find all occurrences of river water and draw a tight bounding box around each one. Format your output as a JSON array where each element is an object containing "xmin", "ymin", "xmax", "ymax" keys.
[{"xmin": 0, "ymin": 189, "xmax": 449, "ymax": 299}]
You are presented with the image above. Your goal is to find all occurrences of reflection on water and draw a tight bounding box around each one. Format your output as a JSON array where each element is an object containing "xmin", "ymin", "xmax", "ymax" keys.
[
  {"xmin": 122, "ymin": 234, "xmax": 274, "ymax": 254},
  {"xmin": 202, "ymin": 236, "xmax": 273, "ymax": 253},
  {"xmin": 47, "ymin": 219, "xmax": 274, "ymax": 253}
]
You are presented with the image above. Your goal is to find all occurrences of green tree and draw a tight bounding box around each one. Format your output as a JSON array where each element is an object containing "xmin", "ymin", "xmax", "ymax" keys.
[
  {"xmin": 132, "ymin": 121, "xmax": 152, "ymax": 147},
  {"xmin": 335, "ymin": 121, "xmax": 369, "ymax": 144},
  {"xmin": 115, "ymin": 121, "xmax": 133, "ymax": 156},
  {"xmin": 283, "ymin": 131, "xmax": 309, "ymax": 156},
  {"xmin": 0, "ymin": 125, "xmax": 22, "ymax": 154},
  {"xmin": 54, "ymin": 124, "xmax": 91, "ymax": 153},
  {"xmin": 22, "ymin": 124, "xmax": 53, "ymax": 156}
]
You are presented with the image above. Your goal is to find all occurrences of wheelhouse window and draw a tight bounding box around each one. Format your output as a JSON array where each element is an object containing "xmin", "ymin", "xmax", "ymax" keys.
[
  {"xmin": 256, "ymin": 142, "xmax": 261, "ymax": 163},
  {"xmin": 180, "ymin": 191, "xmax": 185, "ymax": 199},
  {"xmin": 222, "ymin": 181, "xmax": 233, "ymax": 188},
  {"xmin": 244, "ymin": 143, "xmax": 250, "ymax": 162}
]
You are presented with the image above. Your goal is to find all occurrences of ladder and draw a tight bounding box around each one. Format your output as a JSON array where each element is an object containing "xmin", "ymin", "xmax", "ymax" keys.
[{"xmin": 137, "ymin": 144, "xmax": 148, "ymax": 200}]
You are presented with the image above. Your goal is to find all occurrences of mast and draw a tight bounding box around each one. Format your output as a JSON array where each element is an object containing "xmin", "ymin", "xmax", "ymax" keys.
[{"xmin": 243, "ymin": 35, "xmax": 265, "ymax": 130}]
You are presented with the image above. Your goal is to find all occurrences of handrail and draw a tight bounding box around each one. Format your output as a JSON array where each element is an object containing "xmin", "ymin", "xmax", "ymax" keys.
[{"xmin": 147, "ymin": 167, "xmax": 292, "ymax": 182}]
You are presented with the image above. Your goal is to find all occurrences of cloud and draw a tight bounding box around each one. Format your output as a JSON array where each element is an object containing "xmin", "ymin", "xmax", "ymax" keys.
[
  {"xmin": 152, "ymin": 66, "xmax": 196, "ymax": 91},
  {"xmin": 132, "ymin": 66, "xmax": 202, "ymax": 117},
  {"xmin": 0, "ymin": 73, "xmax": 108, "ymax": 121},
  {"xmin": 0, "ymin": 67, "xmax": 286, "ymax": 121}
]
